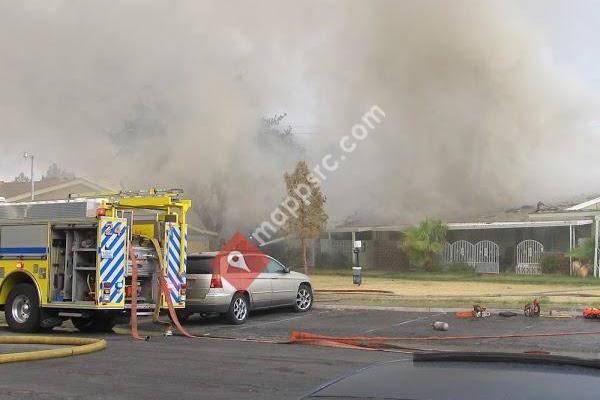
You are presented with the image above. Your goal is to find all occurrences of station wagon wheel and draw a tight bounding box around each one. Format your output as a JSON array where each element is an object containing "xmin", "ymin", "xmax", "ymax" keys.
[
  {"xmin": 5, "ymin": 283, "xmax": 42, "ymax": 333},
  {"xmin": 294, "ymin": 284, "xmax": 313, "ymax": 312},
  {"xmin": 226, "ymin": 293, "xmax": 249, "ymax": 325}
]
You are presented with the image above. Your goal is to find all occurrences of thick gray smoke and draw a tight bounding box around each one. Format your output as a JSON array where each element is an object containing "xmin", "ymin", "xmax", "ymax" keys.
[{"xmin": 0, "ymin": 0, "xmax": 598, "ymax": 232}]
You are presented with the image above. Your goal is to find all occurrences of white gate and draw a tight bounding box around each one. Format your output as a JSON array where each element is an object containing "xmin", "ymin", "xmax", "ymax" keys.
[
  {"xmin": 516, "ymin": 240, "xmax": 544, "ymax": 275},
  {"xmin": 442, "ymin": 240, "xmax": 500, "ymax": 274},
  {"xmin": 450, "ymin": 240, "xmax": 475, "ymax": 265},
  {"xmin": 473, "ymin": 240, "xmax": 499, "ymax": 274}
]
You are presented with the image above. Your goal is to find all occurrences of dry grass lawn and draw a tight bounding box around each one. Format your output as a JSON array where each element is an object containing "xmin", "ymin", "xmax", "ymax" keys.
[{"xmin": 311, "ymin": 274, "xmax": 600, "ymax": 308}]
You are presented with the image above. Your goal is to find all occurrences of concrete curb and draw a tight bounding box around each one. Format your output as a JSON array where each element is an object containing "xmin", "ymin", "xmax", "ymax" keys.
[{"xmin": 314, "ymin": 303, "xmax": 583, "ymax": 317}]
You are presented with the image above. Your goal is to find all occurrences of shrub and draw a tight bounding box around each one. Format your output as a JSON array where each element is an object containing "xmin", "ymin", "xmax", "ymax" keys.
[
  {"xmin": 539, "ymin": 253, "xmax": 571, "ymax": 274},
  {"xmin": 568, "ymin": 239, "xmax": 595, "ymax": 264},
  {"xmin": 540, "ymin": 254, "xmax": 561, "ymax": 274},
  {"xmin": 447, "ymin": 262, "xmax": 475, "ymax": 274},
  {"xmin": 422, "ymin": 262, "xmax": 443, "ymax": 273}
]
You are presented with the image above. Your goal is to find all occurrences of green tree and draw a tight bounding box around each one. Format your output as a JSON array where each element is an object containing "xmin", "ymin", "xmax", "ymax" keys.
[
  {"xmin": 284, "ymin": 160, "xmax": 328, "ymax": 274},
  {"xmin": 402, "ymin": 219, "xmax": 447, "ymax": 271}
]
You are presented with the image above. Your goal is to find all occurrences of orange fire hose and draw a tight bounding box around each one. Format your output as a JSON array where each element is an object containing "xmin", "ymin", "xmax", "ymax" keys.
[
  {"xmin": 149, "ymin": 237, "xmax": 200, "ymax": 338},
  {"xmin": 129, "ymin": 237, "xmax": 200, "ymax": 340},
  {"xmin": 290, "ymin": 329, "xmax": 600, "ymax": 349},
  {"xmin": 455, "ymin": 311, "xmax": 476, "ymax": 319}
]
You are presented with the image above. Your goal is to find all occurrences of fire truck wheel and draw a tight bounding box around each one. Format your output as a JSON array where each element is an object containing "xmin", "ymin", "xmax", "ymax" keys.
[
  {"xmin": 5, "ymin": 283, "xmax": 42, "ymax": 332},
  {"xmin": 71, "ymin": 315, "xmax": 117, "ymax": 333},
  {"xmin": 101, "ymin": 316, "xmax": 117, "ymax": 332}
]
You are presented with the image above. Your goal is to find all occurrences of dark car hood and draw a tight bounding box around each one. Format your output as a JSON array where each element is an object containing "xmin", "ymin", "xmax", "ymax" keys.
[{"xmin": 304, "ymin": 357, "xmax": 600, "ymax": 399}]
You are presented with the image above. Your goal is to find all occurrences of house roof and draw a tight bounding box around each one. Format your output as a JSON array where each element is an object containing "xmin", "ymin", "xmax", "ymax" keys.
[
  {"xmin": 328, "ymin": 224, "xmax": 412, "ymax": 233},
  {"xmin": 0, "ymin": 177, "xmax": 114, "ymax": 201},
  {"xmin": 447, "ymin": 219, "xmax": 593, "ymax": 230},
  {"xmin": 329, "ymin": 192, "xmax": 600, "ymax": 233},
  {"xmin": 445, "ymin": 207, "xmax": 533, "ymax": 224},
  {"xmin": 565, "ymin": 196, "xmax": 600, "ymax": 211},
  {"xmin": 0, "ymin": 177, "xmax": 67, "ymax": 199}
]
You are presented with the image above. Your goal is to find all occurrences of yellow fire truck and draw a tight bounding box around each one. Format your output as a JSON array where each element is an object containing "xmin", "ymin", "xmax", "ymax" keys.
[{"xmin": 0, "ymin": 189, "xmax": 190, "ymax": 332}]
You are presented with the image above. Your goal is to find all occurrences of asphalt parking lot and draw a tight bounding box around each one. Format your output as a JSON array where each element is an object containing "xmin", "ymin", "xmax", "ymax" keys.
[
  {"xmin": 134, "ymin": 306, "xmax": 600, "ymax": 356},
  {"xmin": 2, "ymin": 307, "xmax": 600, "ymax": 399}
]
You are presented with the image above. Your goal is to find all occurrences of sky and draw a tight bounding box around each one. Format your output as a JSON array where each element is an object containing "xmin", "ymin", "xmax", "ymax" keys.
[{"xmin": 519, "ymin": 0, "xmax": 600, "ymax": 93}]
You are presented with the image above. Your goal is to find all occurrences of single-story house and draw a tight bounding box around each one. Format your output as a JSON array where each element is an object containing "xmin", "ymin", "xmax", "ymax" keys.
[
  {"xmin": 0, "ymin": 176, "xmax": 219, "ymax": 251},
  {"xmin": 317, "ymin": 196, "xmax": 600, "ymax": 277}
]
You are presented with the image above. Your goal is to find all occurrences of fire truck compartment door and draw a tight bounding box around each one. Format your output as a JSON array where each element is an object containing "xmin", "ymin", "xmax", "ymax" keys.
[
  {"xmin": 163, "ymin": 222, "xmax": 186, "ymax": 307},
  {"xmin": 97, "ymin": 217, "xmax": 128, "ymax": 307}
]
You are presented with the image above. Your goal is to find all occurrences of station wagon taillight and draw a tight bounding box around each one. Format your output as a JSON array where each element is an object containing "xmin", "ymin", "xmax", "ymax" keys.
[{"xmin": 210, "ymin": 274, "xmax": 222, "ymax": 288}]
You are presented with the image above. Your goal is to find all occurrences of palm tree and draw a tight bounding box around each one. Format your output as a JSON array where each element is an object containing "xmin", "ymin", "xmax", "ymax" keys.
[{"xmin": 402, "ymin": 219, "xmax": 447, "ymax": 271}]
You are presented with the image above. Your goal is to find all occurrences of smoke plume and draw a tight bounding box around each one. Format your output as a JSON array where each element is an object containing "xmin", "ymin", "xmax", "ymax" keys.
[{"xmin": 0, "ymin": 0, "xmax": 598, "ymax": 232}]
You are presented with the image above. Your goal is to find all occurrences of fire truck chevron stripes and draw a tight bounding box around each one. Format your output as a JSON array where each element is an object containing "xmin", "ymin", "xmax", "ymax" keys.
[
  {"xmin": 98, "ymin": 219, "xmax": 127, "ymax": 305},
  {"xmin": 166, "ymin": 224, "xmax": 185, "ymax": 304}
]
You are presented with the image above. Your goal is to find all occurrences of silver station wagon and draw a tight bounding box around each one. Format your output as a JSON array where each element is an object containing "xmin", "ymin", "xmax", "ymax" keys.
[{"xmin": 178, "ymin": 252, "xmax": 313, "ymax": 324}]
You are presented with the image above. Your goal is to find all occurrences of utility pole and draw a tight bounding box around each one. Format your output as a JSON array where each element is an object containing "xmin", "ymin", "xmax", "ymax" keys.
[
  {"xmin": 23, "ymin": 152, "xmax": 34, "ymax": 200},
  {"xmin": 595, "ymin": 216, "xmax": 599, "ymax": 278}
]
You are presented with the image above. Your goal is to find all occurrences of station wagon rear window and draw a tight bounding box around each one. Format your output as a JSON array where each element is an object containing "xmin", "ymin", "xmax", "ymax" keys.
[{"xmin": 186, "ymin": 257, "xmax": 214, "ymax": 274}]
